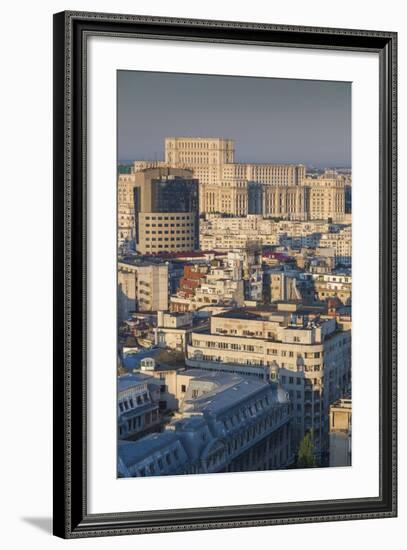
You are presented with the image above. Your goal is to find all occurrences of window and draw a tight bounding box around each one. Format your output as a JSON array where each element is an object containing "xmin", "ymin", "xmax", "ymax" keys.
[{"xmin": 181, "ymin": 384, "xmax": 186, "ymax": 393}]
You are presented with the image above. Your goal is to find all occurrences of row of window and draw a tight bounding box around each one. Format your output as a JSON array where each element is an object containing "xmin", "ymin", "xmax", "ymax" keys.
[
  {"xmin": 144, "ymin": 243, "xmax": 191, "ymax": 250},
  {"xmin": 145, "ymin": 230, "xmax": 192, "ymax": 234},
  {"xmin": 118, "ymin": 393, "xmax": 149, "ymax": 413},
  {"xmin": 145, "ymin": 223, "xmax": 193, "ymax": 228},
  {"xmin": 133, "ymin": 447, "xmax": 181, "ymax": 477},
  {"xmin": 144, "ymin": 215, "xmax": 191, "ymax": 221},
  {"xmin": 144, "ymin": 237, "xmax": 193, "ymax": 243},
  {"xmin": 192, "ymin": 340, "xmax": 323, "ymax": 359}
]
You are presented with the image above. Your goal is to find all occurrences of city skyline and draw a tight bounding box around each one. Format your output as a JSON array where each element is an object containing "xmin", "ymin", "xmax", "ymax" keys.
[
  {"xmin": 118, "ymin": 71, "xmax": 351, "ymax": 168},
  {"xmin": 117, "ymin": 82, "xmax": 352, "ymax": 477}
]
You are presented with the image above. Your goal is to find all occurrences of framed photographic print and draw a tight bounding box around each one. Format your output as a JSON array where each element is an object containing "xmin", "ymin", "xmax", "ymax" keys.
[{"xmin": 53, "ymin": 11, "xmax": 397, "ymax": 538}]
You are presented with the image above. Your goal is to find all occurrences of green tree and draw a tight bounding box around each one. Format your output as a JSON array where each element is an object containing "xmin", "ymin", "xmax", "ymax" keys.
[{"xmin": 297, "ymin": 432, "xmax": 316, "ymax": 468}]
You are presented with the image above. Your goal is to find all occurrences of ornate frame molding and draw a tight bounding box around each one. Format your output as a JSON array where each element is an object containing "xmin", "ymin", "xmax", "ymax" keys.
[{"xmin": 53, "ymin": 11, "xmax": 397, "ymax": 538}]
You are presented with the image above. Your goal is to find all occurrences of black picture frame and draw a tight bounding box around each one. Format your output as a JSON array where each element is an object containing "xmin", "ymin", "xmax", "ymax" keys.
[{"xmin": 53, "ymin": 10, "xmax": 397, "ymax": 538}]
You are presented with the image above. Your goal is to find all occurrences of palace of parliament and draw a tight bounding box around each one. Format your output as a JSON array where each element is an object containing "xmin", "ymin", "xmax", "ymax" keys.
[{"xmin": 119, "ymin": 136, "xmax": 349, "ymax": 221}]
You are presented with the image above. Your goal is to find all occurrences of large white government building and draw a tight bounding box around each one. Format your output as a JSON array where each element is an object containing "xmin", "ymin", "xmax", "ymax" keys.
[{"xmin": 119, "ymin": 137, "xmax": 348, "ymax": 224}]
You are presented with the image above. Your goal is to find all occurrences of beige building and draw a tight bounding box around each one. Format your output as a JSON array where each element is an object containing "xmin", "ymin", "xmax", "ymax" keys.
[
  {"xmin": 304, "ymin": 175, "xmax": 346, "ymax": 222},
  {"xmin": 154, "ymin": 311, "xmax": 194, "ymax": 352},
  {"xmin": 118, "ymin": 261, "xmax": 168, "ymax": 321},
  {"xmin": 329, "ymin": 398, "xmax": 352, "ymax": 466},
  {"xmin": 269, "ymin": 272, "xmax": 303, "ymax": 302},
  {"xmin": 319, "ymin": 226, "xmax": 352, "ymax": 266},
  {"xmin": 118, "ymin": 167, "xmax": 199, "ymax": 254},
  {"xmin": 263, "ymin": 185, "xmax": 308, "ymax": 220},
  {"xmin": 313, "ymin": 273, "xmax": 352, "ymax": 304},
  {"xmin": 132, "ymin": 138, "xmax": 307, "ymax": 216},
  {"xmin": 200, "ymin": 216, "xmax": 341, "ymax": 251},
  {"xmin": 138, "ymin": 211, "xmax": 197, "ymax": 255},
  {"xmin": 128, "ymin": 138, "xmax": 349, "ymax": 222},
  {"xmin": 118, "ymin": 172, "xmax": 138, "ymax": 249},
  {"xmin": 186, "ymin": 303, "xmax": 351, "ymax": 454}
]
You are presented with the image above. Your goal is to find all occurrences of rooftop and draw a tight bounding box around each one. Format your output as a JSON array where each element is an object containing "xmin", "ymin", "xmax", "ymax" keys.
[
  {"xmin": 185, "ymin": 377, "xmax": 276, "ymax": 415},
  {"xmin": 118, "ymin": 432, "xmax": 180, "ymax": 466},
  {"xmin": 213, "ymin": 308, "xmax": 261, "ymax": 321},
  {"xmin": 118, "ymin": 373, "xmax": 151, "ymax": 392}
]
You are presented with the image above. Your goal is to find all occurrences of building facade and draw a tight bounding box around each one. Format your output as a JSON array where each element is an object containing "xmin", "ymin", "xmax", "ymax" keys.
[
  {"xmin": 329, "ymin": 398, "xmax": 352, "ymax": 466},
  {"xmin": 186, "ymin": 304, "xmax": 351, "ymax": 456},
  {"xmin": 118, "ymin": 373, "xmax": 161, "ymax": 440},
  {"xmin": 126, "ymin": 138, "xmax": 349, "ymax": 222},
  {"xmin": 118, "ymin": 261, "xmax": 169, "ymax": 321},
  {"xmin": 118, "ymin": 167, "xmax": 199, "ymax": 253},
  {"xmin": 118, "ymin": 372, "xmax": 293, "ymax": 477}
]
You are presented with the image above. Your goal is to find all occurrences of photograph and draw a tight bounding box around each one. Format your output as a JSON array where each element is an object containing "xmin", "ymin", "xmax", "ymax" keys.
[{"xmin": 116, "ymin": 70, "xmax": 353, "ymax": 478}]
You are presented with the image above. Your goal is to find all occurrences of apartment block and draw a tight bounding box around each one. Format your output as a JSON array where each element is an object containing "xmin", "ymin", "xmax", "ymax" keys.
[
  {"xmin": 186, "ymin": 304, "xmax": 351, "ymax": 455},
  {"xmin": 118, "ymin": 261, "xmax": 168, "ymax": 321}
]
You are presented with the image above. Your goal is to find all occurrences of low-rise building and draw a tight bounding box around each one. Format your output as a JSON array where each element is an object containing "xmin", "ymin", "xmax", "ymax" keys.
[
  {"xmin": 319, "ymin": 226, "xmax": 352, "ymax": 266},
  {"xmin": 154, "ymin": 311, "xmax": 194, "ymax": 352},
  {"xmin": 118, "ymin": 261, "xmax": 169, "ymax": 321},
  {"xmin": 312, "ymin": 273, "xmax": 352, "ymax": 304},
  {"xmin": 117, "ymin": 373, "xmax": 161, "ymax": 440},
  {"xmin": 117, "ymin": 373, "xmax": 293, "ymax": 477},
  {"xmin": 329, "ymin": 398, "xmax": 352, "ymax": 466}
]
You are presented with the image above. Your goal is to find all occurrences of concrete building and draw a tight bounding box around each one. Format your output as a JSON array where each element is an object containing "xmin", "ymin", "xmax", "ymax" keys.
[
  {"xmin": 132, "ymin": 138, "xmax": 306, "ymax": 216},
  {"xmin": 186, "ymin": 304, "xmax": 351, "ymax": 456},
  {"xmin": 199, "ymin": 216, "xmax": 342, "ymax": 250},
  {"xmin": 117, "ymin": 372, "xmax": 293, "ymax": 477},
  {"xmin": 118, "ymin": 261, "xmax": 169, "ymax": 321},
  {"xmin": 154, "ymin": 311, "xmax": 194, "ymax": 352},
  {"xmin": 117, "ymin": 373, "xmax": 161, "ymax": 440},
  {"xmin": 267, "ymin": 270, "xmax": 313, "ymax": 303},
  {"xmin": 329, "ymin": 398, "xmax": 352, "ymax": 466},
  {"xmin": 304, "ymin": 174, "xmax": 346, "ymax": 222},
  {"xmin": 129, "ymin": 137, "xmax": 350, "ymax": 222},
  {"xmin": 118, "ymin": 167, "xmax": 199, "ymax": 254},
  {"xmin": 262, "ymin": 185, "xmax": 309, "ymax": 220},
  {"xmin": 312, "ymin": 273, "xmax": 352, "ymax": 304},
  {"xmin": 319, "ymin": 226, "xmax": 352, "ymax": 266}
]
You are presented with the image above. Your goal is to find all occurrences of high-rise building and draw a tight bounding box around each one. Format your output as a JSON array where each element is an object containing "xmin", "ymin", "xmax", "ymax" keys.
[{"xmin": 118, "ymin": 167, "xmax": 199, "ymax": 254}]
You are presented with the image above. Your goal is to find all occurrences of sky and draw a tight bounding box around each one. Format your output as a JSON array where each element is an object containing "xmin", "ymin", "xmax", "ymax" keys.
[{"xmin": 118, "ymin": 70, "xmax": 351, "ymax": 168}]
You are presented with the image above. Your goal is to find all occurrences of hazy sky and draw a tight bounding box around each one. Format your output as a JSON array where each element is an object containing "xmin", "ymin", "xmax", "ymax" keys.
[{"xmin": 118, "ymin": 70, "xmax": 351, "ymax": 168}]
